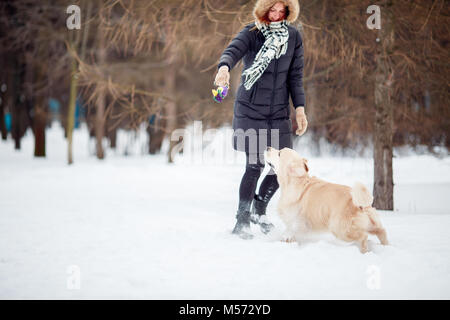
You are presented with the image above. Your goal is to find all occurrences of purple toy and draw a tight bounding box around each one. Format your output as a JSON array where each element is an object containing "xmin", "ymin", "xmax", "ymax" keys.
[{"xmin": 212, "ymin": 85, "xmax": 229, "ymax": 103}]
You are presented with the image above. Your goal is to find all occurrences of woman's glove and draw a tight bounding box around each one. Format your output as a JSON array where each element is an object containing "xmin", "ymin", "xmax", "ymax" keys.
[
  {"xmin": 295, "ymin": 107, "xmax": 308, "ymax": 136},
  {"xmin": 214, "ymin": 65, "xmax": 230, "ymax": 87}
]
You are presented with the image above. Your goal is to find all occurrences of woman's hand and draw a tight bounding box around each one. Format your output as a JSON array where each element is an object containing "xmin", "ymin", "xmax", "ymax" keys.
[
  {"xmin": 214, "ymin": 65, "xmax": 230, "ymax": 87},
  {"xmin": 295, "ymin": 107, "xmax": 308, "ymax": 136}
]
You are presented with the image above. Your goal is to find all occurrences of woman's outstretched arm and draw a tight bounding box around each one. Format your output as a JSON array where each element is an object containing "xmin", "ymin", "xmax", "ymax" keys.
[{"xmin": 217, "ymin": 24, "xmax": 253, "ymax": 72}]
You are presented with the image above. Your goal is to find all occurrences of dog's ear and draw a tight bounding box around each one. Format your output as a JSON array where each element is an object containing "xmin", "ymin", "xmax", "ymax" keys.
[
  {"xmin": 302, "ymin": 158, "xmax": 309, "ymax": 173},
  {"xmin": 288, "ymin": 159, "xmax": 306, "ymax": 177}
]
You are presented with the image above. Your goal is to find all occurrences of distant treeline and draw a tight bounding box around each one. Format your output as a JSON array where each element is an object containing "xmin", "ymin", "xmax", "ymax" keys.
[{"xmin": 0, "ymin": 0, "xmax": 448, "ymax": 160}]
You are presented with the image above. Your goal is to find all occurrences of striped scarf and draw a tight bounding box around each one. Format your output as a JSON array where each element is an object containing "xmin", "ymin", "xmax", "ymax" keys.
[{"xmin": 242, "ymin": 20, "xmax": 289, "ymax": 91}]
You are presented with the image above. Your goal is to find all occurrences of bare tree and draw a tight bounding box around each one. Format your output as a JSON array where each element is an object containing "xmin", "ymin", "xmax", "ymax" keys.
[{"xmin": 373, "ymin": 2, "xmax": 394, "ymax": 210}]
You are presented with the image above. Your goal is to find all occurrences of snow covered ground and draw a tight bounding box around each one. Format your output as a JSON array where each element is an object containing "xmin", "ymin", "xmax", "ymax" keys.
[{"xmin": 1, "ymin": 122, "xmax": 449, "ymax": 299}]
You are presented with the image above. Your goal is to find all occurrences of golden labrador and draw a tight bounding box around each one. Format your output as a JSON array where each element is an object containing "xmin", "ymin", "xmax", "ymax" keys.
[{"xmin": 265, "ymin": 147, "xmax": 389, "ymax": 253}]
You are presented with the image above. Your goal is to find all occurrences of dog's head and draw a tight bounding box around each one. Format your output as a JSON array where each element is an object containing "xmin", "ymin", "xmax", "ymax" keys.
[{"xmin": 265, "ymin": 147, "xmax": 309, "ymax": 180}]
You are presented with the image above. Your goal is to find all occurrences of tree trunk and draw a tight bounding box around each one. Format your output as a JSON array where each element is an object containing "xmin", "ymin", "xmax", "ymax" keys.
[
  {"xmin": 33, "ymin": 101, "xmax": 47, "ymax": 157},
  {"xmin": 0, "ymin": 54, "xmax": 7, "ymax": 140},
  {"xmin": 10, "ymin": 53, "xmax": 28, "ymax": 150},
  {"xmin": 165, "ymin": 59, "xmax": 177, "ymax": 163},
  {"xmin": 67, "ymin": 56, "xmax": 78, "ymax": 164},
  {"xmin": 0, "ymin": 97, "xmax": 6, "ymax": 140},
  {"xmin": 66, "ymin": 0, "xmax": 86, "ymax": 164},
  {"xmin": 95, "ymin": 27, "xmax": 106, "ymax": 159},
  {"xmin": 108, "ymin": 125, "xmax": 117, "ymax": 149},
  {"xmin": 373, "ymin": 3, "xmax": 394, "ymax": 210},
  {"xmin": 24, "ymin": 51, "xmax": 46, "ymax": 157}
]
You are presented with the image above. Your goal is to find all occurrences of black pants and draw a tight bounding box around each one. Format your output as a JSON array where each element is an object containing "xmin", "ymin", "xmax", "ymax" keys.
[{"xmin": 238, "ymin": 152, "xmax": 279, "ymax": 212}]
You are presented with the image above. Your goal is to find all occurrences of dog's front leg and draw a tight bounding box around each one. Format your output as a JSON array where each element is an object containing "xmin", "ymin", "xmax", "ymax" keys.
[
  {"xmin": 278, "ymin": 205, "xmax": 298, "ymax": 243},
  {"xmin": 281, "ymin": 228, "xmax": 296, "ymax": 243}
]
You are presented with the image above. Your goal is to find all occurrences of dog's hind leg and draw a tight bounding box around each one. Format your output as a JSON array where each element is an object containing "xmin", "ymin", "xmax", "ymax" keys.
[
  {"xmin": 345, "ymin": 229, "xmax": 369, "ymax": 253},
  {"xmin": 358, "ymin": 234, "xmax": 369, "ymax": 253},
  {"xmin": 365, "ymin": 208, "xmax": 389, "ymax": 245},
  {"xmin": 370, "ymin": 228, "xmax": 389, "ymax": 246}
]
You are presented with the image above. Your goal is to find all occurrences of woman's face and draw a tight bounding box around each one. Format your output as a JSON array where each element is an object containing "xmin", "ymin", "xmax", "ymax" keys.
[{"xmin": 268, "ymin": 2, "xmax": 286, "ymax": 22}]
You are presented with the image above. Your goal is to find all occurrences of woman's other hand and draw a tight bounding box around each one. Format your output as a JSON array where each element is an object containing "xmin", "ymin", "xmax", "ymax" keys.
[
  {"xmin": 295, "ymin": 107, "xmax": 308, "ymax": 136},
  {"xmin": 214, "ymin": 66, "xmax": 230, "ymax": 87}
]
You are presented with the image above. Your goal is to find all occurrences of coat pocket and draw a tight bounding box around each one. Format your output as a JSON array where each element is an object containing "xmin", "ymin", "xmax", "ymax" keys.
[
  {"xmin": 273, "ymin": 87, "xmax": 289, "ymax": 106},
  {"xmin": 236, "ymin": 82, "xmax": 255, "ymax": 104}
]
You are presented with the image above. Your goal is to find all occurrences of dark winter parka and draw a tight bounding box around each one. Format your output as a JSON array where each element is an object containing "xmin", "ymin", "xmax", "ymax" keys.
[{"xmin": 217, "ymin": 0, "xmax": 305, "ymax": 155}]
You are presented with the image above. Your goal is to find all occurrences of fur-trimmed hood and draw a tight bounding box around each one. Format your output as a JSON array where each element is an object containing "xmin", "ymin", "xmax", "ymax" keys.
[{"xmin": 253, "ymin": 0, "xmax": 300, "ymax": 24}]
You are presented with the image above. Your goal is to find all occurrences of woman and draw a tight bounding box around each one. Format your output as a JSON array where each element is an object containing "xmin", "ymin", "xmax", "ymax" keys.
[{"xmin": 215, "ymin": 0, "xmax": 308, "ymax": 239}]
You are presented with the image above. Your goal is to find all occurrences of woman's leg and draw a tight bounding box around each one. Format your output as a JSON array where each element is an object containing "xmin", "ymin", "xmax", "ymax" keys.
[
  {"xmin": 256, "ymin": 167, "xmax": 279, "ymax": 204},
  {"xmin": 232, "ymin": 153, "xmax": 265, "ymax": 239},
  {"xmin": 237, "ymin": 153, "xmax": 265, "ymax": 212},
  {"xmin": 250, "ymin": 153, "xmax": 278, "ymax": 234}
]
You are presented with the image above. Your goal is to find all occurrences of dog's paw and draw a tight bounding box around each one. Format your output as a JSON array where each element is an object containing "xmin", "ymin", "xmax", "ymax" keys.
[
  {"xmin": 359, "ymin": 242, "xmax": 369, "ymax": 254},
  {"xmin": 281, "ymin": 236, "xmax": 296, "ymax": 243}
]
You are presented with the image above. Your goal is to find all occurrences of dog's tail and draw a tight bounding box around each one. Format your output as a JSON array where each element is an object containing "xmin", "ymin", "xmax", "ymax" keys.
[{"xmin": 350, "ymin": 182, "xmax": 373, "ymax": 208}]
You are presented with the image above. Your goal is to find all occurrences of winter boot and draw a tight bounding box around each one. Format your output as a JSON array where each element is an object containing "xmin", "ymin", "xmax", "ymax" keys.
[
  {"xmin": 231, "ymin": 209, "xmax": 253, "ymax": 240},
  {"xmin": 250, "ymin": 195, "xmax": 275, "ymax": 234}
]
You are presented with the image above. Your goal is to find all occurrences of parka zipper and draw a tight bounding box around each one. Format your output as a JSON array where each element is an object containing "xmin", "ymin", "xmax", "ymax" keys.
[
  {"xmin": 269, "ymin": 59, "xmax": 279, "ymax": 130},
  {"xmin": 268, "ymin": 59, "xmax": 279, "ymax": 148}
]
